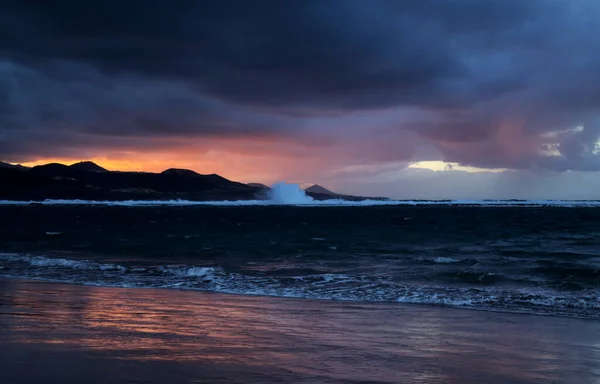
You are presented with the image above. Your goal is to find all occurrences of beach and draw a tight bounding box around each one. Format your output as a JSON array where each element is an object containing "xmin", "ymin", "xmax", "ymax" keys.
[
  {"xmin": 3, "ymin": 0, "xmax": 599, "ymax": 382},
  {"xmin": 1, "ymin": 277, "xmax": 599, "ymax": 383}
]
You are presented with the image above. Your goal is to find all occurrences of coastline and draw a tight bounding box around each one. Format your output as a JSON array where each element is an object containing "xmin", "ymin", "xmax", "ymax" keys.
[{"xmin": 2, "ymin": 277, "xmax": 599, "ymax": 383}]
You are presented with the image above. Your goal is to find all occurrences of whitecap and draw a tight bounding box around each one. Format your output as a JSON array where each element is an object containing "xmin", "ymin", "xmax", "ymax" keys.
[{"xmin": 433, "ymin": 257, "xmax": 459, "ymax": 264}]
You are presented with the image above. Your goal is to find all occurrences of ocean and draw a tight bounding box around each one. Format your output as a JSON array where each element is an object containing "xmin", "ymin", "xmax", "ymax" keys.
[
  {"xmin": 2, "ymin": 199, "xmax": 600, "ymax": 383},
  {"xmin": 1, "ymin": 201, "xmax": 600, "ymax": 319}
]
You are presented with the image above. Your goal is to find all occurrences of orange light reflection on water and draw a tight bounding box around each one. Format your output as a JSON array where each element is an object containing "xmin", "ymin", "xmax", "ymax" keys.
[{"xmin": 3, "ymin": 280, "xmax": 598, "ymax": 383}]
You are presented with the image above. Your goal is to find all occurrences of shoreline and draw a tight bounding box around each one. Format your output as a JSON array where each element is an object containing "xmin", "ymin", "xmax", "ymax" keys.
[
  {"xmin": 1, "ymin": 275, "xmax": 597, "ymax": 322},
  {"xmin": 2, "ymin": 277, "xmax": 599, "ymax": 383}
]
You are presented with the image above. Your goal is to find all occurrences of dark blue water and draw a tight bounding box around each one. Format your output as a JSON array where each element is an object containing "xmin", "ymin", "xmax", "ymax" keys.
[{"xmin": 1, "ymin": 204, "xmax": 599, "ymax": 318}]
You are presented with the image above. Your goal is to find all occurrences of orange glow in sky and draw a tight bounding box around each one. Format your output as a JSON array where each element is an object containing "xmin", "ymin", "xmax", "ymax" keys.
[
  {"xmin": 19, "ymin": 154, "xmax": 281, "ymax": 184},
  {"xmin": 16, "ymin": 141, "xmax": 336, "ymax": 186}
]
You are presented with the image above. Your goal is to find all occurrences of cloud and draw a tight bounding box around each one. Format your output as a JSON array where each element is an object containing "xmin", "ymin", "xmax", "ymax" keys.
[
  {"xmin": 0, "ymin": 0, "xmax": 542, "ymax": 109},
  {"xmin": 1, "ymin": 0, "xmax": 600, "ymax": 183}
]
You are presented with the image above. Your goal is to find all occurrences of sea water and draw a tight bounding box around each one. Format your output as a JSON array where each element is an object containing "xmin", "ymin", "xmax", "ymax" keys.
[{"xmin": 1, "ymin": 198, "xmax": 600, "ymax": 319}]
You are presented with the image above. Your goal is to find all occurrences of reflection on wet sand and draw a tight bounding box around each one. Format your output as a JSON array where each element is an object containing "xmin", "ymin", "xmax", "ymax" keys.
[{"xmin": 1, "ymin": 278, "xmax": 600, "ymax": 383}]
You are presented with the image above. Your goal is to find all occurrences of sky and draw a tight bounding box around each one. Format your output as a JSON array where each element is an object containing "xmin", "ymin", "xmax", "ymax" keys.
[{"xmin": 1, "ymin": 0, "xmax": 600, "ymax": 199}]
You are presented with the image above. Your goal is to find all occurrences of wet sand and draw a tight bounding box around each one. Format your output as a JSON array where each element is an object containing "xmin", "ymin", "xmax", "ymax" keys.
[{"xmin": 1, "ymin": 278, "xmax": 599, "ymax": 383}]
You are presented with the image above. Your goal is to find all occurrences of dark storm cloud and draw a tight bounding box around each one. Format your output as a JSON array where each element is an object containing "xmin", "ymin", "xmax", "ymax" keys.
[
  {"xmin": 1, "ymin": 0, "xmax": 600, "ymax": 172},
  {"xmin": 0, "ymin": 60, "xmax": 304, "ymax": 160},
  {"xmin": 0, "ymin": 0, "xmax": 543, "ymax": 108}
]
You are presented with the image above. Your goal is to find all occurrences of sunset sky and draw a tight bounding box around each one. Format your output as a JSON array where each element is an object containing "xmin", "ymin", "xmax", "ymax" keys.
[{"xmin": 2, "ymin": 0, "xmax": 600, "ymax": 199}]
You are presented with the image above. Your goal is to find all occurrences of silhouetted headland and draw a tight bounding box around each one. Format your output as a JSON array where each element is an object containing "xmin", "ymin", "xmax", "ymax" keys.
[{"xmin": 0, "ymin": 161, "xmax": 389, "ymax": 202}]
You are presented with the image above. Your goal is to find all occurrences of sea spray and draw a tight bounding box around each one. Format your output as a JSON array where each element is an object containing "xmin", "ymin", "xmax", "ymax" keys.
[{"xmin": 268, "ymin": 182, "xmax": 314, "ymax": 205}]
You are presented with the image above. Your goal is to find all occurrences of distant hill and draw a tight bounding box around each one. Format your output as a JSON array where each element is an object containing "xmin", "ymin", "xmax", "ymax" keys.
[
  {"xmin": 304, "ymin": 184, "xmax": 337, "ymax": 195},
  {"xmin": 247, "ymin": 183, "xmax": 269, "ymax": 189},
  {"xmin": 161, "ymin": 168, "xmax": 200, "ymax": 177},
  {"xmin": 0, "ymin": 160, "xmax": 262, "ymax": 201},
  {"xmin": 30, "ymin": 163, "xmax": 71, "ymax": 177},
  {"xmin": 304, "ymin": 183, "xmax": 389, "ymax": 201},
  {"xmin": 0, "ymin": 161, "xmax": 29, "ymax": 171},
  {"xmin": 70, "ymin": 161, "xmax": 107, "ymax": 172}
]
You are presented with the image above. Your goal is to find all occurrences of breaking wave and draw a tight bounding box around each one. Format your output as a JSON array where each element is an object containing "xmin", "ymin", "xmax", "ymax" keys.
[
  {"xmin": 1, "ymin": 253, "xmax": 599, "ymax": 319},
  {"xmin": 433, "ymin": 257, "xmax": 459, "ymax": 264}
]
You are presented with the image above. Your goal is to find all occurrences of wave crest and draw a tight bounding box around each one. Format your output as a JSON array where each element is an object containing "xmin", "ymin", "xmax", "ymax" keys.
[{"xmin": 1, "ymin": 253, "xmax": 599, "ymax": 319}]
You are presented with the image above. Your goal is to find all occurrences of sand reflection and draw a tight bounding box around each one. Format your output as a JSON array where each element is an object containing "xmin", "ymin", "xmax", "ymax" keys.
[{"xmin": 2, "ymin": 279, "xmax": 600, "ymax": 383}]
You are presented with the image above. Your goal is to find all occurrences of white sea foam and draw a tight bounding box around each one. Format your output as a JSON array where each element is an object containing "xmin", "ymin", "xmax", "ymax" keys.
[
  {"xmin": 395, "ymin": 287, "xmax": 600, "ymax": 314},
  {"xmin": 3, "ymin": 254, "xmax": 127, "ymax": 272},
  {"xmin": 158, "ymin": 265, "xmax": 221, "ymax": 279},
  {"xmin": 397, "ymin": 294, "xmax": 480, "ymax": 306},
  {"xmin": 433, "ymin": 257, "xmax": 459, "ymax": 264},
  {"xmin": 2, "ymin": 253, "xmax": 600, "ymax": 318},
  {"xmin": 1, "ymin": 253, "xmax": 222, "ymax": 281}
]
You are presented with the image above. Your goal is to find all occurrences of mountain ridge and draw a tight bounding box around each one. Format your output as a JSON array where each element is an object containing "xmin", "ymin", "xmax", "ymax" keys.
[
  {"xmin": 0, "ymin": 161, "xmax": 389, "ymax": 202},
  {"xmin": 0, "ymin": 161, "xmax": 30, "ymax": 170}
]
